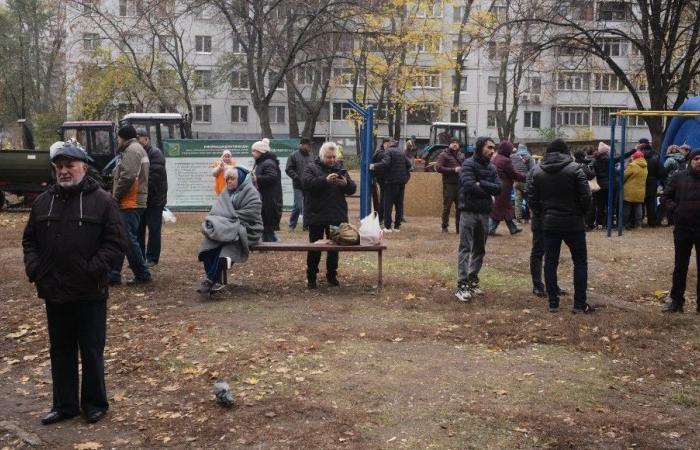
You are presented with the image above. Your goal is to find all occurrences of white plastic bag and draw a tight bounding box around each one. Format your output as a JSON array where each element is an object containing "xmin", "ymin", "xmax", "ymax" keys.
[
  {"xmin": 162, "ymin": 207, "xmax": 177, "ymax": 224},
  {"xmin": 359, "ymin": 211, "xmax": 383, "ymax": 245}
]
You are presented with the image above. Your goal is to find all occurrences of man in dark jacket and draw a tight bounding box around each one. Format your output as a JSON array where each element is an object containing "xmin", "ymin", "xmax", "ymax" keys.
[
  {"xmin": 640, "ymin": 143, "xmax": 662, "ymax": 227},
  {"xmin": 22, "ymin": 144, "xmax": 126, "ymax": 425},
  {"xmin": 436, "ymin": 138, "xmax": 465, "ymax": 233},
  {"xmin": 454, "ymin": 137, "xmax": 501, "ymax": 302},
  {"xmin": 371, "ymin": 138, "xmax": 392, "ymax": 222},
  {"xmin": 302, "ymin": 142, "xmax": 357, "ymax": 288},
  {"xmin": 661, "ymin": 149, "xmax": 700, "ymax": 313},
  {"xmin": 136, "ymin": 128, "xmax": 168, "ymax": 267},
  {"xmin": 371, "ymin": 140, "xmax": 412, "ymax": 231},
  {"xmin": 527, "ymin": 139, "xmax": 593, "ymax": 313},
  {"xmin": 285, "ymin": 137, "xmax": 313, "ymax": 231},
  {"xmin": 252, "ymin": 138, "xmax": 283, "ymax": 242}
]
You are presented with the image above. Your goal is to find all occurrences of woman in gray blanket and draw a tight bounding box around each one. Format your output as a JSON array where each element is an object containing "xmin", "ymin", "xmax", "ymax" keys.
[{"xmin": 197, "ymin": 166, "xmax": 263, "ymax": 294}]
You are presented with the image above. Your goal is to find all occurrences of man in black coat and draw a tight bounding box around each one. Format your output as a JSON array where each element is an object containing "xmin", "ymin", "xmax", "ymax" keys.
[
  {"xmin": 371, "ymin": 138, "xmax": 392, "ymax": 222},
  {"xmin": 527, "ymin": 139, "xmax": 593, "ymax": 313},
  {"xmin": 22, "ymin": 144, "xmax": 126, "ymax": 425},
  {"xmin": 252, "ymin": 138, "xmax": 283, "ymax": 242},
  {"xmin": 640, "ymin": 143, "xmax": 662, "ymax": 227},
  {"xmin": 454, "ymin": 137, "xmax": 501, "ymax": 303},
  {"xmin": 302, "ymin": 142, "xmax": 357, "ymax": 288},
  {"xmin": 661, "ymin": 149, "xmax": 700, "ymax": 313},
  {"xmin": 136, "ymin": 128, "xmax": 168, "ymax": 266},
  {"xmin": 285, "ymin": 137, "xmax": 313, "ymax": 231},
  {"xmin": 370, "ymin": 140, "xmax": 412, "ymax": 231}
]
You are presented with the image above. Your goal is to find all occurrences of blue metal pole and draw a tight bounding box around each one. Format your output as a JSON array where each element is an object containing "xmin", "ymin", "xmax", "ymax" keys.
[
  {"xmin": 618, "ymin": 117, "xmax": 627, "ymax": 236},
  {"xmin": 607, "ymin": 117, "xmax": 616, "ymax": 237},
  {"xmin": 360, "ymin": 105, "xmax": 374, "ymax": 219}
]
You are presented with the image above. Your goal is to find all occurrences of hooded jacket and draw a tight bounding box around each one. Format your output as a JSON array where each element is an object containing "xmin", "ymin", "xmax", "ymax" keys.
[
  {"xmin": 144, "ymin": 143, "xmax": 168, "ymax": 208},
  {"xmin": 113, "ymin": 138, "xmax": 149, "ymax": 209},
  {"xmin": 253, "ymin": 152, "xmax": 283, "ymax": 231},
  {"xmin": 662, "ymin": 167, "xmax": 700, "ymax": 230},
  {"xmin": 302, "ymin": 157, "xmax": 357, "ymax": 226},
  {"xmin": 22, "ymin": 177, "xmax": 127, "ymax": 303},
  {"xmin": 285, "ymin": 147, "xmax": 313, "ymax": 190},
  {"xmin": 491, "ymin": 147, "xmax": 526, "ymax": 221},
  {"xmin": 457, "ymin": 154, "xmax": 502, "ymax": 214},
  {"xmin": 527, "ymin": 152, "xmax": 591, "ymax": 232},
  {"xmin": 623, "ymin": 157, "xmax": 648, "ymax": 203},
  {"xmin": 664, "ymin": 153, "xmax": 686, "ymax": 185}
]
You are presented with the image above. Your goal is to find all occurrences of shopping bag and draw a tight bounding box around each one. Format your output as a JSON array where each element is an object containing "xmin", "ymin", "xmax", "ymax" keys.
[
  {"xmin": 359, "ymin": 212, "xmax": 383, "ymax": 245},
  {"xmin": 162, "ymin": 208, "xmax": 177, "ymax": 224},
  {"xmin": 329, "ymin": 223, "xmax": 360, "ymax": 245}
]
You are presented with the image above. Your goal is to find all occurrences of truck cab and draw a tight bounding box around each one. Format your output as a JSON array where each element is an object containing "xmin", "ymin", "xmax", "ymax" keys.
[
  {"xmin": 419, "ymin": 122, "xmax": 470, "ymax": 168},
  {"xmin": 59, "ymin": 121, "xmax": 115, "ymax": 173},
  {"xmin": 120, "ymin": 113, "xmax": 188, "ymax": 149}
]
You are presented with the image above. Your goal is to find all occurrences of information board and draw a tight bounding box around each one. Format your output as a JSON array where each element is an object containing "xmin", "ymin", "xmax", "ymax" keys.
[{"xmin": 162, "ymin": 139, "xmax": 299, "ymax": 210}]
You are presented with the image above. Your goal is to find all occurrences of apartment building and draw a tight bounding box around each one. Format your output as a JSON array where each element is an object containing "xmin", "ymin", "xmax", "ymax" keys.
[{"xmin": 63, "ymin": 0, "xmax": 658, "ymax": 152}]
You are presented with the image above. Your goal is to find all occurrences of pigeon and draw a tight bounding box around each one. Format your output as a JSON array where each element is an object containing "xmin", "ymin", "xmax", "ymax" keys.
[{"xmin": 213, "ymin": 381, "xmax": 235, "ymax": 408}]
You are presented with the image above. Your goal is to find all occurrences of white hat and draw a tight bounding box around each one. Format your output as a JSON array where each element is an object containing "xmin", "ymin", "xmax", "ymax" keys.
[{"xmin": 252, "ymin": 138, "xmax": 270, "ymax": 154}]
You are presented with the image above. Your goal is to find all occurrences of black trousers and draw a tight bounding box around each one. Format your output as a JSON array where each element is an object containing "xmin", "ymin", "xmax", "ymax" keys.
[
  {"xmin": 382, "ymin": 183, "xmax": 405, "ymax": 229},
  {"xmin": 441, "ymin": 183, "xmax": 459, "ymax": 231},
  {"xmin": 307, "ymin": 225, "xmax": 338, "ymax": 279},
  {"xmin": 670, "ymin": 227, "xmax": 700, "ymax": 306},
  {"xmin": 45, "ymin": 298, "xmax": 108, "ymax": 416},
  {"xmin": 372, "ymin": 181, "xmax": 384, "ymax": 222},
  {"xmin": 138, "ymin": 205, "xmax": 164, "ymax": 264},
  {"xmin": 530, "ymin": 221, "xmax": 545, "ymax": 292},
  {"xmin": 644, "ymin": 194, "xmax": 658, "ymax": 226}
]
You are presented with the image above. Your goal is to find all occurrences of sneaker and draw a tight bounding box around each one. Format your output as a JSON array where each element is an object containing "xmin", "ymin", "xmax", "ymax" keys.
[
  {"xmin": 455, "ymin": 287, "xmax": 472, "ymax": 303},
  {"xmin": 126, "ymin": 277, "xmax": 152, "ymax": 286},
  {"xmin": 392, "ymin": 227, "xmax": 401, "ymax": 232},
  {"xmin": 468, "ymin": 282, "xmax": 483, "ymax": 296},
  {"xmin": 548, "ymin": 306, "xmax": 559, "ymax": 313},
  {"xmin": 532, "ymin": 287, "xmax": 546, "ymax": 298},
  {"xmin": 209, "ymin": 282, "xmax": 225, "ymax": 293},
  {"xmin": 510, "ymin": 228, "xmax": 523, "ymax": 235},
  {"xmin": 197, "ymin": 279, "xmax": 213, "ymax": 294},
  {"xmin": 662, "ymin": 301, "xmax": 684, "ymax": 313},
  {"xmin": 383, "ymin": 228, "xmax": 392, "ymax": 233},
  {"xmin": 326, "ymin": 274, "xmax": 340, "ymax": 287},
  {"xmin": 572, "ymin": 303, "xmax": 596, "ymax": 314},
  {"xmin": 145, "ymin": 260, "xmax": 156, "ymax": 268},
  {"xmin": 307, "ymin": 278, "xmax": 317, "ymax": 289}
]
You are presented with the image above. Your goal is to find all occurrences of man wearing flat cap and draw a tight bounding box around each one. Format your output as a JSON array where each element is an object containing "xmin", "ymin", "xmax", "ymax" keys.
[
  {"xmin": 109, "ymin": 124, "xmax": 152, "ymax": 285},
  {"xmin": 23, "ymin": 143, "xmax": 126, "ymax": 425}
]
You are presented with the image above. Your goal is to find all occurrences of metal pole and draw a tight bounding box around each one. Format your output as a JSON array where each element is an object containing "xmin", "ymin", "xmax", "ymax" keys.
[
  {"xmin": 361, "ymin": 105, "xmax": 374, "ymax": 219},
  {"xmin": 617, "ymin": 116, "xmax": 627, "ymax": 236},
  {"xmin": 607, "ymin": 117, "xmax": 616, "ymax": 237}
]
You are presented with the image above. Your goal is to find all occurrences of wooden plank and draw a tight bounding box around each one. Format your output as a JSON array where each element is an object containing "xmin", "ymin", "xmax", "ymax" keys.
[{"xmin": 250, "ymin": 242, "xmax": 386, "ymax": 252}]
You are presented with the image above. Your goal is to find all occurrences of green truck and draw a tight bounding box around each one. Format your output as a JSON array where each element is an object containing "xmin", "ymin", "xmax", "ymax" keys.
[{"xmin": 0, "ymin": 114, "xmax": 188, "ymax": 208}]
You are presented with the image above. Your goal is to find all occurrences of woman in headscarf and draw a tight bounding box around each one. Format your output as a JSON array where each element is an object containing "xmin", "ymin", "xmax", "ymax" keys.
[{"xmin": 211, "ymin": 150, "xmax": 237, "ymax": 195}]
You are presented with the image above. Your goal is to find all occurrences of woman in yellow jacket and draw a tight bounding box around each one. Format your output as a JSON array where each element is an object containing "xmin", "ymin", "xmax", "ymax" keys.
[{"xmin": 623, "ymin": 151, "xmax": 648, "ymax": 229}]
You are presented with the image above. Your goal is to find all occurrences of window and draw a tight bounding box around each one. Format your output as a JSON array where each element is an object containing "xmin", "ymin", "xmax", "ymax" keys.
[
  {"xmin": 487, "ymin": 76, "xmax": 500, "ymax": 94},
  {"xmin": 598, "ymin": 38, "xmax": 627, "ymax": 57},
  {"xmin": 119, "ymin": 0, "xmax": 143, "ymax": 17},
  {"xmin": 598, "ymin": 2, "xmax": 629, "ymax": 21},
  {"xmin": 412, "ymin": 71, "xmax": 441, "ymax": 88},
  {"xmin": 156, "ymin": 0, "xmax": 175, "ymax": 16},
  {"xmin": 453, "ymin": 6, "xmax": 466, "ymax": 23},
  {"xmin": 194, "ymin": 70, "xmax": 212, "ymax": 89},
  {"xmin": 332, "ymin": 102, "xmax": 354, "ymax": 121},
  {"xmin": 195, "ymin": 35, "xmax": 212, "ymax": 53},
  {"xmin": 159, "ymin": 36, "xmax": 176, "ymax": 53},
  {"xmin": 230, "ymin": 105, "xmax": 248, "ymax": 123},
  {"xmin": 635, "ymin": 74, "xmax": 647, "ymax": 91},
  {"xmin": 407, "ymin": 104, "xmax": 438, "ymax": 125},
  {"xmin": 452, "ymin": 74, "xmax": 468, "ymax": 91},
  {"xmin": 591, "ymin": 107, "xmax": 619, "ymax": 126},
  {"xmin": 337, "ymin": 34, "xmax": 354, "ymax": 52},
  {"xmin": 270, "ymin": 106, "xmax": 285, "ymax": 124},
  {"xmin": 415, "ymin": 1, "xmax": 442, "ymax": 18},
  {"xmin": 527, "ymin": 77, "xmax": 542, "ymax": 94},
  {"xmin": 458, "ymin": 109, "xmax": 468, "ymax": 123},
  {"xmin": 194, "ymin": 105, "xmax": 212, "ymax": 123},
  {"xmin": 415, "ymin": 36, "xmax": 441, "ymax": 53},
  {"xmin": 83, "ymin": 0, "xmax": 97, "ymax": 14},
  {"xmin": 232, "ymin": 37, "xmax": 244, "ymax": 54},
  {"xmin": 557, "ymin": 72, "xmax": 590, "ymax": 91},
  {"xmin": 487, "ymin": 110, "xmax": 497, "ymax": 128},
  {"xmin": 296, "ymin": 67, "xmax": 317, "ymax": 85},
  {"xmin": 555, "ymin": 107, "xmax": 589, "ymax": 126},
  {"xmin": 332, "ymin": 68, "xmax": 363, "ymax": 86},
  {"xmin": 487, "ymin": 41, "xmax": 507, "ymax": 60},
  {"xmin": 82, "ymin": 33, "xmax": 100, "ymax": 51},
  {"xmin": 268, "ymin": 72, "xmax": 285, "ymax": 90},
  {"xmin": 523, "ymin": 111, "xmax": 541, "ymax": 128},
  {"xmin": 231, "ymin": 70, "xmax": 249, "ymax": 89},
  {"xmin": 558, "ymin": 1, "xmax": 593, "ymax": 20},
  {"xmin": 555, "ymin": 45, "xmax": 586, "ymax": 57},
  {"xmin": 594, "ymin": 73, "xmax": 625, "ymax": 91}
]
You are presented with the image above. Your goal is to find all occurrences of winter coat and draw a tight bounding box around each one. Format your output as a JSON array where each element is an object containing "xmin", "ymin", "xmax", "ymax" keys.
[
  {"xmin": 371, "ymin": 147, "xmax": 386, "ymax": 184},
  {"xmin": 285, "ymin": 148, "xmax": 313, "ymax": 190},
  {"xmin": 372, "ymin": 146, "xmax": 411, "ymax": 185},
  {"xmin": 22, "ymin": 177, "xmax": 127, "ymax": 303},
  {"xmin": 302, "ymin": 157, "xmax": 357, "ymax": 226},
  {"xmin": 436, "ymin": 148, "xmax": 465, "ymax": 184},
  {"xmin": 490, "ymin": 150, "xmax": 526, "ymax": 221},
  {"xmin": 510, "ymin": 148, "xmax": 534, "ymax": 176},
  {"xmin": 642, "ymin": 151, "xmax": 662, "ymax": 197},
  {"xmin": 144, "ymin": 144, "xmax": 168, "ymax": 208},
  {"xmin": 457, "ymin": 155, "xmax": 502, "ymax": 214},
  {"xmin": 527, "ymin": 152, "xmax": 591, "ymax": 232},
  {"xmin": 198, "ymin": 173, "xmax": 263, "ymax": 264},
  {"xmin": 663, "ymin": 153, "xmax": 686, "ymax": 186},
  {"xmin": 113, "ymin": 138, "xmax": 149, "ymax": 209},
  {"xmin": 623, "ymin": 158, "xmax": 648, "ymax": 203},
  {"xmin": 574, "ymin": 155, "xmax": 595, "ymax": 180},
  {"xmin": 253, "ymin": 153, "xmax": 283, "ymax": 231},
  {"xmin": 662, "ymin": 168, "xmax": 700, "ymax": 230},
  {"xmin": 591, "ymin": 149, "xmax": 635, "ymax": 191}
]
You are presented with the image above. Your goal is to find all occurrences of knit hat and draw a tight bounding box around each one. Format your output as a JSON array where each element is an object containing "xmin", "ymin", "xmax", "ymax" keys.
[
  {"xmin": 597, "ymin": 142, "xmax": 610, "ymax": 154},
  {"xmin": 689, "ymin": 148, "xmax": 700, "ymax": 161},
  {"xmin": 631, "ymin": 150, "xmax": 644, "ymax": 160},
  {"xmin": 251, "ymin": 138, "xmax": 270, "ymax": 154},
  {"xmin": 638, "ymin": 138, "xmax": 650, "ymax": 145},
  {"xmin": 118, "ymin": 124, "xmax": 138, "ymax": 140},
  {"xmin": 546, "ymin": 139, "xmax": 569, "ymax": 154},
  {"xmin": 497, "ymin": 140, "xmax": 514, "ymax": 156}
]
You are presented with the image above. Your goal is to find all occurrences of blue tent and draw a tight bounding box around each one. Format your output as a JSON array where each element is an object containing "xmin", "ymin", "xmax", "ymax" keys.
[{"xmin": 660, "ymin": 96, "xmax": 700, "ymax": 160}]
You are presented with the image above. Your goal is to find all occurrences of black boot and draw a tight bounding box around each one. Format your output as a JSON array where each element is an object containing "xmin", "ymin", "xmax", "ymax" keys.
[{"xmin": 662, "ymin": 301, "xmax": 684, "ymax": 313}]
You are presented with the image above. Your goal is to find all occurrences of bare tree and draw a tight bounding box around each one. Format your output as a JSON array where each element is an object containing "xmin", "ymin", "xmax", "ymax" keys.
[{"xmin": 450, "ymin": 0, "xmax": 476, "ymax": 123}]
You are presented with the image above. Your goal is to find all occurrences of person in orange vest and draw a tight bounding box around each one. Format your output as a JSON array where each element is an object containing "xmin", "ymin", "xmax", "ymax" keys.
[{"xmin": 211, "ymin": 150, "xmax": 237, "ymax": 195}]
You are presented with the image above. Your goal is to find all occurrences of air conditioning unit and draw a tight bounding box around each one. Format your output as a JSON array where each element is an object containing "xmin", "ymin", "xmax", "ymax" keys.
[
  {"xmin": 531, "ymin": 94, "xmax": 542, "ymax": 104},
  {"xmin": 520, "ymin": 94, "xmax": 529, "ymax": 102}
]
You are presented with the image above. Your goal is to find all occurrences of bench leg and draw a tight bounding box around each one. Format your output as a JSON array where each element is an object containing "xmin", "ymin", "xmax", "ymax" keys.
[{"xmin": 377, "ymin": 250, "xmax": 383, "ymax": 289}]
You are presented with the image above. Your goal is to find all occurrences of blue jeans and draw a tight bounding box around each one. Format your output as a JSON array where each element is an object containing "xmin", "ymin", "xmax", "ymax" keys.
[
  {"xmin": 544, "ymin": 230, "xmax": 587, "ymax": 309},
  {"xmin": 199, "ymin": 247, "xmax": 224, "ymax": 282},
  {"xmin": 289, "ymin": 188, "xmax": 304, "ymax": 229},
  {"xmin": 110, "ymin": 209, "xmax": 151, "ymax": 281},
  {"xmin": 138, "ymin": 205, "xmax": 164, "ymax": 264}
]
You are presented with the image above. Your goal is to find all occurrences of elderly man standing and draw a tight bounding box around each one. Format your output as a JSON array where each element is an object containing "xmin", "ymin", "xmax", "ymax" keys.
[
  {"xmin": 136, "ymin": 128, "xmax": 168, "ymax": 267},
  {"xmin": 436, "ymin": 138, "xmax": 465, "ymax": 233},
  {"xmin": 23, "ymin": 144, "xmax": 126, "ymax": 425},
  {"xmin": 370, "ymin": 139, "xmax": 411, "ymax": 232},
  {"xmin": 661, "ymin": 149, "xmax": 700, "ymax": 313},
  {"xmin": 109, "ymin": 125, "xmax": 151, "ymax": 285},
  {"xmin": 285, "ymin": 137, "xmax": 313, "ymax": 231},
  {"xmin": 302, "ymin": 142, "xmax": 357, "ymax": 288}
]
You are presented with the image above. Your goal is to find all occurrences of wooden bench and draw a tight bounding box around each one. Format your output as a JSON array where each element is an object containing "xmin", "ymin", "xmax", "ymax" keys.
[{"xmin": 219, "ymin": 242, "xmax": 387, "ymax": 288}]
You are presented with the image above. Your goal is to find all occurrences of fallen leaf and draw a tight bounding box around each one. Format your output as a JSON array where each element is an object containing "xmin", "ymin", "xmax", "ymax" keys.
[
  {"xmin": 244, "ymin": 377, "xmax": 259, "ymax": 385},
  {"xmin": 404, "ymin": 293, "xmax": 416, "ymax": 300},
  {"xmin": 6, "ymin": 329, "xmax": 28, "ymax": 339},
  {"xmin": 74, "ymin": 442, "xmax": 103, "ymax": 450}
]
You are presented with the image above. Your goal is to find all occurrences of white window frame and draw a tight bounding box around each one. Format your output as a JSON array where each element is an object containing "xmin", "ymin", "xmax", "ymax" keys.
[
  {"xmin": 270, "ymin": 106, "xmax": 285, "ymax": 124},
  {"xmin": 195, "ymin": 35, "xmax": 212, "ymax": 54},
  {"xmin": 332, "ymin": 102, "xmax": 355, "ymax": 121},
  {"xmin": 82, "ymin": 33, "xmax": 100, "ymax": 51},
  {"xmin": 523, "ymin": 111, "xmax": 541, "ymax": 129},
  {"xmin": 557, "ymin": 72, "xmax": 590, "ymax": 91},
  {"xmin": 194, "ymin": 69, "xmax": 212, "ymax": 89},
  {"xmin": 230, "ymin": 105, "xmax": 248, "ymax": 123},
  {"xmin": 555, "ymin": 107, "xmax": 589, "ymax": 126},
  {"xmin": 412, "ymin": 71, "xmax": 441, "ymax": 89},
  {"xmin": 486, "ymin": 110, "xmax": 497, "ymax": 128},
  {"xmin": 194, "ymin": 105, "xmax": 212, "ymax": 123},
  {"xmin": 452, "ymin": 74, "xmax": 468, "ymax": 92},
  {"xmin": 231, "ymin": 70, "xmax": 249, "ymax": 90}
]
